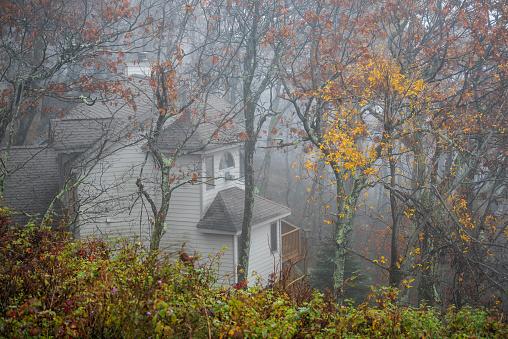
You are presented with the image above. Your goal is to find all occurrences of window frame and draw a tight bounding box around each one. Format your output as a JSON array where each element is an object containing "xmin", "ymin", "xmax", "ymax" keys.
[
  {"xmin": 219, "ymin": 151, "xmax": 235, "ymax": 170},
  {"xmin": 205, "ymin": 155, "xmax": 215, "ymax": 191},
  {"xmin": 270, "ymin": 222, "xmax": 278, "ymax": 252}
]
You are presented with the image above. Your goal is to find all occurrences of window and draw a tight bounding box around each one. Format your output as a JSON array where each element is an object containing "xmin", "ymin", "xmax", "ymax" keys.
[
  {"xmin": 205, "ymin": 156, "xmax": 214, "ymax": 191},
  {"xmin": 270, "ymin": 222, "xmax": 278, "ymax": 252},
  {"xmin": 219, "ymin": 152, "xmax": 235, "ymax": 170}
]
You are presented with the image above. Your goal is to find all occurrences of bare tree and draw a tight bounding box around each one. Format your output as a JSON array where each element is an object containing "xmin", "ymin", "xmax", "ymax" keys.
[
  {"xmin": 132, "ymin": 0, "xmax": 241, "ymax": 251},
  {"xmin": 0, "ymin": 0, "xmax": 153, "ymax": 195}
]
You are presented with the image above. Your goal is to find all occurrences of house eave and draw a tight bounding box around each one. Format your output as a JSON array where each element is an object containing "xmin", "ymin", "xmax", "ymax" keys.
[
  {"xmin": 197, "ymin": 210, "xmax": 291, "ymax": 235},
  {"xmin": 196, "ymin": 228, "xmax": 240, "ymax": 236},
  {"xmin": 251, "ymin": 211, "xmax": 291, "ymax": 229}
]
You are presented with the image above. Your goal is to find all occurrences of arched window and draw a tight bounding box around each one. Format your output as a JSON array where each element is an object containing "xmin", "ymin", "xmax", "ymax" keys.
[{"xmin": 219, "ymin": 152, "xmax": 235, "ymax": 170}]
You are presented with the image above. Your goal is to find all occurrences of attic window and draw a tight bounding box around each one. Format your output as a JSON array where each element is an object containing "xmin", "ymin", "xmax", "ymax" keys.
[{"xmin": 219, "ymin": 152, "xmax": 235, "ymax": 170}]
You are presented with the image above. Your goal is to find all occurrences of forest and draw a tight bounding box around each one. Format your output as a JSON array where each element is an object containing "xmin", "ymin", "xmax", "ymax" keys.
[{"xmin": 0, "ymin": 0, "xmax": 507, "ymax": 335}]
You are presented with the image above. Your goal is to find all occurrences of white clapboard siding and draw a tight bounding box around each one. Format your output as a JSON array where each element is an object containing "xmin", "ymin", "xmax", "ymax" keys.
[
  {"xmin": 78, "ymin": 143, "xmax": 150, "ymax": 241},
  {"xmin": 248, "ymin": 222, "xmax": 281, "ymax": 286},
  {"xmin": 202, "ymin": 148, "xmax": 244, "ymax": 213},
  {"xmin": 77, "ymin": 143, "xmax": 243, "ymax": 287},
  {"xmin": 159, "ymin": 230, "xmax": 235, "ymax": 286}
]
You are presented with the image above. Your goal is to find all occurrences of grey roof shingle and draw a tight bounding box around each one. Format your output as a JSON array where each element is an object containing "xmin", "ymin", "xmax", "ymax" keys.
[
  {"xmin": 2, "ymin": 146, "xmax": 61, "ymax": 225},
  {"xmin": 50, "ymin": 81, "xmax": 241, "ymax": 154},
  {"xmin": 159, "ymin": 95, "xmax": 242, "ymax": 152},
  {"xmin": 50, "ymin": 83, "xmax": 155, "ymax": 153},
  {"xmin": 196, "ymin": 187, "xmax": 291, "ymax": 233},
  {"xmin": 50, "ymin": 117, "xmax": 113, "ymax": 151}
]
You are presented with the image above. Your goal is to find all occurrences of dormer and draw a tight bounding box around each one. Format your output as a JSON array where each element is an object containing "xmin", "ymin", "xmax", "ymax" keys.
[
  {"xmin": 156, "ymin": 94, "xmax": 244, "ymax": 216},
  {"xmin": 202, "ymin": 145, "xmax": 244, "ymax": 215}
]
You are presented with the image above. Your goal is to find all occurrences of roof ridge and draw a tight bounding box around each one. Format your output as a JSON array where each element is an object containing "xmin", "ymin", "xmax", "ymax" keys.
[
  {"xmin": 51, "ymin": 116, "xmax": 113, "ymax": 122},
  {"xmin": 252, "ymin": 191, "xmax": 290, "ymax": 211},
  {"xmin": 217, "ymin": 190, "xmax": 235, "ymax": 230}
]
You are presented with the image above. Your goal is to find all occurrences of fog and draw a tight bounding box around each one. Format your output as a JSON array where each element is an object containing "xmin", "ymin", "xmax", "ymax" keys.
[{"xmin": 1, "ymin": 0, "xmax": 506, "ymax": 310}]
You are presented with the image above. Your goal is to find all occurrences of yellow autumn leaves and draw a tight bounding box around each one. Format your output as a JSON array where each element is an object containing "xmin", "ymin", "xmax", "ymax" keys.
[
  {"xmin": 356, "ymin": 57, "xmax": 427, "ymax": 103},
  {"xmin": 306, "ymin": 54, "xmax": 429, "ymax": 179},
  {"xmin": 320, "ymin": 117, "xmax": 374, "ymax": 177}
]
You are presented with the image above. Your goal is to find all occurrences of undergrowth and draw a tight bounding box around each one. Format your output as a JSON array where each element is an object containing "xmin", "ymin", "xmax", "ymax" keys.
[{"xmin": 1, "ymin": 209, "xmax": 507, "ymax": 338}]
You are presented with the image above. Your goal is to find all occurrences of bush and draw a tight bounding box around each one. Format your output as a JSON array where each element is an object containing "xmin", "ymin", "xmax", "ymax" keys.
[{"xmin": 1, "ymin": 210, "xmax": 507, "ymax": 338}]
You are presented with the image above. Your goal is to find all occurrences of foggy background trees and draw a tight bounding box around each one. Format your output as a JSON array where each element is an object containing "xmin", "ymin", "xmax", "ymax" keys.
[{"xmin": 1, "ymin": 0, "xmax": 506, "ymax": 309}]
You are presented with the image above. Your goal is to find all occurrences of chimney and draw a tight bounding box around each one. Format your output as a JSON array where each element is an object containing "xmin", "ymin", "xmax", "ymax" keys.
[{"xmin": 137, "ymin": 52, "xmax": 148, "ymax": 63}]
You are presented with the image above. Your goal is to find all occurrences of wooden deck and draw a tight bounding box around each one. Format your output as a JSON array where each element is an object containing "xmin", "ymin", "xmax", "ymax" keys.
[
  {"xmin": 281, "ymin": 220, "xmax": 306, "ymax": 262},
  {"xmin": 281, "ymin": 220, "xmax": 308, "ymax": 281}
]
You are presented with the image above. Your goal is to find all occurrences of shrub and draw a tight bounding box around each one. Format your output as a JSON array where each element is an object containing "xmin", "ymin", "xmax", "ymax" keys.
[{"xmin": 1, "ymin": 210, "xmax": 507, "ymax": 338}]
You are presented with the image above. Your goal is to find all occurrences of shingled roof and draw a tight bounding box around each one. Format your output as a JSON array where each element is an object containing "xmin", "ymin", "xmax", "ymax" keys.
[
  {"xmin": 159, "ymin": 95, "xmax": 242, "ymax": 152},
  {"xmin": 50, "ymin": 81, "xmax": 241, "ymax": 154},
  {"xmin": 196, "ymin": 187, "xmax": 291, "ymax": 233},
  {"xmin": 50, "ymin": 83, "xmax": 155, "ymax": 153},
  {"xmin": 50, "ymin": 117, "xmax": 113, "ymax": 151},
  {"xmin": 2, "ymin": 146, "xmax": 61, "ymax": 225}
]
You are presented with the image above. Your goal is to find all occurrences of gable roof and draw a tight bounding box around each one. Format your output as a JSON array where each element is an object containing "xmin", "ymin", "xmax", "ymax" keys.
[
  {"xmin": 159, "ymin": 95, "xmax": 242, "ymax": 152},
  {"xmin": 50, "ymin": 117, "xmax": 113, "ymax": 151},
  {"xmin": 196, "ymin": 187, "xmax": 291, "ymax": 233},
  {"xmin": 2, "ymin": 146, "xmax": 61, "ymax": 225},
  {"xmin": 50, "ymin": 83, "xmax": 155, "ymax": 153},
  {"xmin": 50, "ymin": 80, "xmax": 242, "ymax": 155}
]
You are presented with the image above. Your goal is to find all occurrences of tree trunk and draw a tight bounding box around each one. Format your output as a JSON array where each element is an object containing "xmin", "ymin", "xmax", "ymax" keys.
[
  {"xmin": 259, "ymin": 82, "xmax": 285, "ymax": 197},
  {"xmin": 238, "ymin": 130, "xmax": 256, "ymax": 282},
  {"xmin": 417, "ymin": 224, "xmax": 439, "ymax": 306},
  {"xmin": 333, "ymin": 198, "xmax": 357, "ymax": 294},
  {"xmin": 150, "ymin": 191, "xmax": 171, "ymax": 252},
  {"xmin": 332, "ymin": 172, "xmax": 366, "ymax": 294},
  {"xmin": 0, "ymin": 84, "xmax": 23, "ymax": 196},
  {"xmin": 388, "ymin": 142, "xmax": 402, "ymax": 287},
  {"xmin": 12, "ymin": 108, "xmax": 37, "ymax": 146},
  {"xmin": 258, "ymin": 114, "xmax": 277, "ymax": 197},
  {"xmin": 416, "ymin": 139, "xmax": 442, "ymax": 306}
]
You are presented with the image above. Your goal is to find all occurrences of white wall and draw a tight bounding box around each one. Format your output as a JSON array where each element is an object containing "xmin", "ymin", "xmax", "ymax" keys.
[
  {"xmin": 77, "ymin": 144, "xmax": 237, "ymax": 285},
  {"xmin": 77, "ymin": 142, "xmax": 149, "ymax": 242},
  {"xmin": 202, "ymin": 147, "xmax": 244, "ymax": 214},
  {"xmin": 247, "ymin": 220, "xmax": 281, "ymax": 286},
  {"xmin": 76, "ymin": 142, "xmax": 283, "ymax": 288}
]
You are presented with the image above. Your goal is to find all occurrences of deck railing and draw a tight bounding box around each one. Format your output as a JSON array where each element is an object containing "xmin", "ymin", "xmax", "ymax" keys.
[{"xmin": 281, "ymin": 220, "xmax": 302, "ymax": 262}]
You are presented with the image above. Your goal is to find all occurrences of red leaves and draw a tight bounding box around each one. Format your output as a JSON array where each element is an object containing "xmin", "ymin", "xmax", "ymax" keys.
[
  {"xmin": 191, "ymin": 172, "xmax": 199, "ymax": 183},
  {"xmin": 237, "ymin": 131, "xmax": 248, "ymax": 141},
  {"xmin": 233, "ymin": 280, "xmax": 248, "ymax": 290},
  {"xmin": 168, "ymin": 174, "xmax": 177, "ymax": 185}
]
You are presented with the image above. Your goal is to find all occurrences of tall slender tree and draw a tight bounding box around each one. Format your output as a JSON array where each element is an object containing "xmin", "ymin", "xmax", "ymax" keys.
[{"xmin": 209, "ymin": 0, "xmax": 290, "ymax": 282}]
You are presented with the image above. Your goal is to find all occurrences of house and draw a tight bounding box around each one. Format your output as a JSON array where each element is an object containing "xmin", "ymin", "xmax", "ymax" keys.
[{"xmin": 2, "ymin": 83, "xmax": 307, "ymax": 285}]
